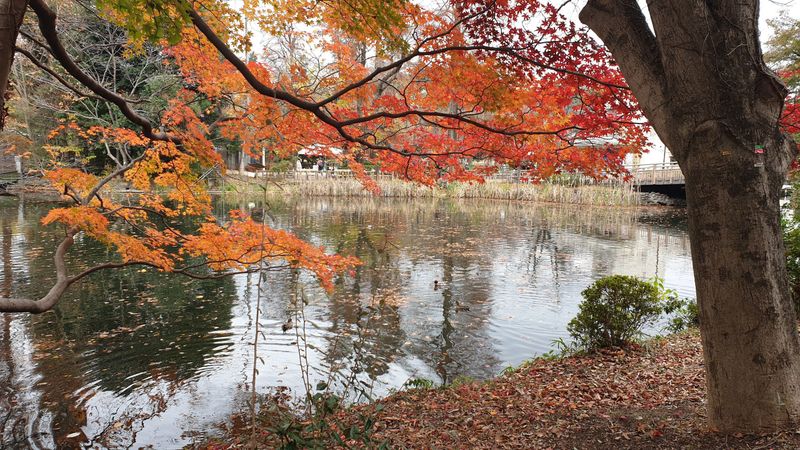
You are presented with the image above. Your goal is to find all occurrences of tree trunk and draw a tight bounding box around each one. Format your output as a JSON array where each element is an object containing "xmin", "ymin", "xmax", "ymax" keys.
[
  {"xmin": 683, "ymin": 124, "xmax": 800, "ymax": 430},
  {"xmin": 0, "ymin": 0, "xmax": 27, "ymax": 129},
  {"xmin": 579, "ymin": 0, "xmax": 800, "ymax": 431}
]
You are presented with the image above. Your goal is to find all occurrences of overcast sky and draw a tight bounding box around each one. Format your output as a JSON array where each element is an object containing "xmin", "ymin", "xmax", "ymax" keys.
[
  {"xmin": 551, "ymin": 0, "xmax": 800, "ymax": 161},
  {"xmin": 555, "ymin": 0, "xmax": 800, "ymax": 43}
]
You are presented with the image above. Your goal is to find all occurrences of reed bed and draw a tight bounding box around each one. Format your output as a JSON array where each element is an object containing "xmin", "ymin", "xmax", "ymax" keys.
[
  {"xmin": 219, "ymin": 175, "xmax": 640, "ymax": 207},
  {"xmin": 446, "ymin": 181, "xmax": 639, "ymax": 206}
]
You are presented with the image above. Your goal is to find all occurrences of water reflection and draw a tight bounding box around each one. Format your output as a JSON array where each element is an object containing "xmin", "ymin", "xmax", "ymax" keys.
[{"xmin": 0, "ymin": 196, "xmax": 693, "ymax": 448}]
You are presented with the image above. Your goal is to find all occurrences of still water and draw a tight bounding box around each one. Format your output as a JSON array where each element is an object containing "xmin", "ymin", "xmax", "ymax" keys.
[{"xmin": 0, "ymin": 196, "xmax": 694, "ymax": 449}]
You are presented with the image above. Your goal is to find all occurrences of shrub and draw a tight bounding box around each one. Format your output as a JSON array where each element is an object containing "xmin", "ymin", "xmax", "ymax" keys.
[
  {"xmin": 255, "ymin": 390, "xmax": 387, "ymax": 449},
  {"xmin": 567, "ymin": 275, "xmax": 671, "ymax": 350},
  {"xmin": 403, "ymin": 377, "xmax": 435, "ymax": 390},
  {"xmin": 663, "ymin": 297, "xmax": 700, "ymax": 332},
  {"xmin": 269, "ymin": 159, "xmax": 295, "ymax": 173}
]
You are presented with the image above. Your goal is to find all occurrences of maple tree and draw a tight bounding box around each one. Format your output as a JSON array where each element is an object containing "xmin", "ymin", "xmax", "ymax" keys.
[
  {"xmin": 0, "ymin": 0, "xmax": 644, "ymax": 313},
  {"xmin": 765, "ymin": 13, "xmax": 800, "ymax": 138}
]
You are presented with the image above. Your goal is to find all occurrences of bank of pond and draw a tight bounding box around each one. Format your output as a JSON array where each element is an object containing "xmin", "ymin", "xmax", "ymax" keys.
[{"xmin": 213, "ymin": 330, "xmax": 800, "ymax": 450}]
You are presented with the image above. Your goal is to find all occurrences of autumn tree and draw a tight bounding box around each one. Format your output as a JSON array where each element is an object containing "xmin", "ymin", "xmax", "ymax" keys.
[
  {"xmin": 766, "ymin": 13, "xmax": 800, "ymax": 88},
  {"xmin": 0, "ymin": 0, "xmax": 644, "ymax": 311},
  {"xmin": 9, "ymin": 3, "xmax": 185, "ymax": 168},
  {"xmin": 5, "ymin": 0, "xmax": 799, "ymax": 435},
  {"xmin": 570, "ymin": 0, "xmax": 800, "ymax": 432}
]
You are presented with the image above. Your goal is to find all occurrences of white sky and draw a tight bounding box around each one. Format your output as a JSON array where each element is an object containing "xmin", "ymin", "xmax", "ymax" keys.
[
  {"xmin": 555, "ymin": 0, "xmax": 800, "ymax": 163},
  {"xmin": 760, "ymin": 0, "xmax": 800, "ymax": 38},
  {"xmin": 557, "ymin": 0, "xmax": 800, "ymax": 47}
]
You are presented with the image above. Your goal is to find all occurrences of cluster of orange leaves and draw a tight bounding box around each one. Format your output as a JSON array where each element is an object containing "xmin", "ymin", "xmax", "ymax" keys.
[
  {"xmin": 183, "ymin": 211, "xmax": 360, "ymax": 290},
  {"xmin": 42, "ymin": 116, "xmax": 358, "ymax": 288}
]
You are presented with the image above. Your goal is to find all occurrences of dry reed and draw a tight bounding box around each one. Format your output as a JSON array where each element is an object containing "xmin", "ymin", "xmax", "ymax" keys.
[{"xmin": 218, "ymin": 175, "xmax": 640, "ymax": 207}]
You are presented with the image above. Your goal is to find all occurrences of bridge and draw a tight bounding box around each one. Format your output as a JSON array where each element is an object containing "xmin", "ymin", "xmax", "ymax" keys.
[
  {"xmin": 627, "ymin": 162, "xmax": 684, "ymax": 186},
  {"xmin": 626, "ymin": 162, "xmax": 685, "ymax": 198}
]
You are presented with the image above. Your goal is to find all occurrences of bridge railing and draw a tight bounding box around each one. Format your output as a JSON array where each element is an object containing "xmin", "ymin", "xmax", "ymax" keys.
[{"xmin": 625, "ymin": 162, "xmax": 684, "ymax": 185}]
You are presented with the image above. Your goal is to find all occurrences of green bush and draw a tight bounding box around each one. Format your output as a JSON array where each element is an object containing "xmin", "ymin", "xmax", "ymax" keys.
[
  {"xmin": 663, "ymin": 297, "xmax": 700, "ymax": 332},
  {"xmin": 403, "ymin": 377, "xmax": 435, "ymax": 390},
  {"xmin": 568, "ymin": 275, "xmax": 673, "ymax": 350},
  {"xmin": 269, "ymin": 159, "xmax": 295, "ymax": 173}
]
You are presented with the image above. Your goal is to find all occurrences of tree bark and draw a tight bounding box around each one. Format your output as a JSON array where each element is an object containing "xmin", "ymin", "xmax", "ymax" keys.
[
  {"xmin": 684, "ymin": 123, "xmax": 800, "ymax": 430},
  {"xmin": 0, "ymin": 0, "xmax": 27, "ymax": 129},
  {"xmin": 581, "ymin": 0, "xmax": 800, "ymax": 431}
]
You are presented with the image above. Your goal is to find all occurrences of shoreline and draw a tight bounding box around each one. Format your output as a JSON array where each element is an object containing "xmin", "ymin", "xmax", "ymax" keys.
[
  {"xmin": 207, "ymin": 330, "xmax": 800, "ymax": 449},
  {"xmin": 2, "ymin": 174, "xmax": 685, "ymax": 209},
  {"xmin": 216, "ymin": 174, "xmax": 678, "ymax": 208}
]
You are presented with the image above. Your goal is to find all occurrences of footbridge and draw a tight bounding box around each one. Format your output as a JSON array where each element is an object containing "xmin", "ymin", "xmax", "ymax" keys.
[{"xmin": 626, "ymin": 162, "xmax": 685, "ymax": 198}]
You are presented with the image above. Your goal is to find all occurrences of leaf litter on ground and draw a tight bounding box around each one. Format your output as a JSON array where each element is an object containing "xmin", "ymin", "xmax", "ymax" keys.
[
  {"xmin": 330, "ymin": 330, "xmax": 800, "ymax": 449},
  {"xmin": 206, "ymin": 330, "xmax": 800, "ymax": 449}
]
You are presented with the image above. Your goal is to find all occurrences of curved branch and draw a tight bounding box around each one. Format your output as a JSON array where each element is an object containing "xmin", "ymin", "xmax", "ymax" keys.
[
  {"xmin": 0, "ymin": 233, "xmax": 293, "ymax": 313},
  {"xmin": 84, "ymin": 152, "xmax": 146, "ymax": 205},
  {"xmin": 0, "ymin": 227, "xmax": 77, "ymax": 313},
  {"xmin": 339, "ymin": 109, "xmax": 582, "ymax": 137},
  {"xmin": 15, "ymin": 46, "xmax": 103, "ymax": 101},
  {"xmin": 186, "ymin": 7, "xmax": 318, "ymax": 112},
  {"xmin": 19, "ymin": 30, "xmax": 51, "ymax": 55},
  {"xmin": 315, "ymin": 5, "xmax": 497, "ymax": 107}
]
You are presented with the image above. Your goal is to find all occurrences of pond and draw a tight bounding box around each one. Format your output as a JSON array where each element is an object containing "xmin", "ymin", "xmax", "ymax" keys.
[{"xmin": 0, "ymin": 196, "xmax": 694, "ymax": 449}]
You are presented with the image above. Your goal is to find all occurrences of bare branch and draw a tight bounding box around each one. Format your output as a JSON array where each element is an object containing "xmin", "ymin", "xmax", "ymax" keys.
[
  {"xmin": 28, "ymin": 0, "xmax": 177, "ymax": 142},
  {"xmin": 15, "ymin": 46, "xmax": 103, "ymax": 101}
]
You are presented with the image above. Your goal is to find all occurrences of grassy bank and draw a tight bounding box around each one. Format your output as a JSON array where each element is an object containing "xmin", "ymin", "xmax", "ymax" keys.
[
  {"xmin": 218, "ymin": 175, "xmax": 640, "ymax": 207},
  {"xmin": 204, "ymin": 330, "xmax": 800, "ymax": 449}
]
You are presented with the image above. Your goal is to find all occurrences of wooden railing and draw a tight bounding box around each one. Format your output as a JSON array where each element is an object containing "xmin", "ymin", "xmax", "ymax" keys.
[{"xmin": 625, "ymin": 162, "xmax": 684, "ymax": 186}]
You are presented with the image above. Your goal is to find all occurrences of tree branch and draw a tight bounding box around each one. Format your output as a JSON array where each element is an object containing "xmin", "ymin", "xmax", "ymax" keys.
[
  {"xmin": 579, "ymin": 0, "xmax": 674, "ymax": 150},
  {"xmin": 14, "ymin": 45, "xmax": 103, "ymax": 101},
  {"xmin": 0, "ymin": 227, "xmax": 77, "ymax": 313}
]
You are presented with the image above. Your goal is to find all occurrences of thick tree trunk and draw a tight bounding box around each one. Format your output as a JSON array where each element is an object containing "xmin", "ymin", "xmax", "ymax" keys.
[
  {"xmin": 580, "ymin": 0, "xmax": 800, "ymax": 432},
  {"xmin": 683, "ymin": 125, "xmax": 800, "ymax": 430}
]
